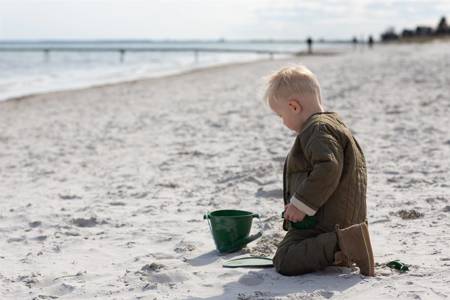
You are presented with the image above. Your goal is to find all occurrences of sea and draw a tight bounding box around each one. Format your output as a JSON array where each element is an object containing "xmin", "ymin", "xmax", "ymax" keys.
[{"xmin": 0, "ymin": 40, "xmax": 351, "ymax": 102}]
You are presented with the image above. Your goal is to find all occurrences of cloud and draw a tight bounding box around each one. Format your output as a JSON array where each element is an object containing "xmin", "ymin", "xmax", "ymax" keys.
[
  {"xmin": 0, "ymin": 0, "xmax": 264, "ymax": 39},
  {"xmin": 0, "ymin": 0, "xmax": 448, "ymax": 40},
  {"xmin": 250, "ymin": 0, "xmax": 449, "ymax": 38}
]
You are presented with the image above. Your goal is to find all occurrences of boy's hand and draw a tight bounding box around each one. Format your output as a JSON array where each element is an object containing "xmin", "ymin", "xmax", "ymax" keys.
[{"xmin": 284, "ymin": 203, "xmax": 306, "ymax": 223}]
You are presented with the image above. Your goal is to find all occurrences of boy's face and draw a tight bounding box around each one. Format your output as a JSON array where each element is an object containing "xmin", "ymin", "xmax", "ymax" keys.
[{"xmin": 269, "ymin": 98, "xmax": 303, "ymax": 133}]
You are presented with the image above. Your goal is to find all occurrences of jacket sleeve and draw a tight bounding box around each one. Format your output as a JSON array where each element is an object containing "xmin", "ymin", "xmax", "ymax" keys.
[{"xmin": 290, "ymin": 129, "xmax": 344, "ymax": 216}]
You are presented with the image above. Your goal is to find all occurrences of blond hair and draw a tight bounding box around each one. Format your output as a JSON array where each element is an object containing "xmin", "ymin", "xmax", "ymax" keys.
[{"xmin": 264, "ymin": 65, "xmax": 322, "ymax": 105}]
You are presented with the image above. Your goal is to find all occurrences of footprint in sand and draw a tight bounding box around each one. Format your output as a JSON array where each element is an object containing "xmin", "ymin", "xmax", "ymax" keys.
[
  {"xmin": 7, "ymin": 236, "xmax": 26, "ymax": 243},
  {"xmin": 47, "ymin": 282, "xmax": 75, "ymax": 297},
  {"xmin": 17, "ymin": 273, "xmax": 41, "ymax": 288},
  {"xmin": 29, "ymin": 221, "xmax": 42, "ymax": 228},
  {"xmin": 71, "ymin": 217, "xmax": 107, "ymax": 227},
  {"xmin": 238, "ymin": 272, "xmax": 264, "ymax": 286},
  {"xmin": 174, "ymin": 240, "xmax": 196, "ymax": 253},
  {"xmin": 134, "ymin": 264, "xmax": 188, "ymax": 286},
  {"xmin": 254, "ymin": 187, "xmax": 282, "ymax": 198},
  {"xmin": 59, "ymin": 194, "xmax": 82, "ymax": 200},
  {"xmin": 139, "ymin": 263, "xmax": 166, "ymax": 273},
  {"xmin": 31, "ymin": 235, "xmax": 48, "ymax": 242},
  {"xmin": 108, "ymin": 201, "xmax": 126, "ymax": 206}
]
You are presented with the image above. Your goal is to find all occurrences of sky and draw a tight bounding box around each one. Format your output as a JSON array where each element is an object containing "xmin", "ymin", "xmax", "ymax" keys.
[{"xmin": 0, "ymin": 0, "xmax": 449, "ymax": 41}]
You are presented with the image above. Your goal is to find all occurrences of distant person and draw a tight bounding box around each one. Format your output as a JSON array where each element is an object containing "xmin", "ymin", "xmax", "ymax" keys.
[
  {"xmin": 306, "ymin": 37, "xmax": 313, "ymax": 54},
  {"xmin": 368, "ymin": 36, "xmax": 374, "ymax": 48},
  {"xmin": 263, "ymin": 66, "xmax": 375, "ymax": 277},
  {"xmin": 352, "ymin": 37, "xmax": 358, "ymax": 49}
]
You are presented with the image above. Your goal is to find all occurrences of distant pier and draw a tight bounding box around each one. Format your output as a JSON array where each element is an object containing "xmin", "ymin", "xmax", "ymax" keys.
[{"xmin": 0, "ymin": 46, "xmax": 298, "ymax": 63}]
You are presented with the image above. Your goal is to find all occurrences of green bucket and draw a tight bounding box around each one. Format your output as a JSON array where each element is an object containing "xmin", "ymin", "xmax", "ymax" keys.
[{"xmin": 204, "ymin": 210, "xmax": 262, "ymax": 254}]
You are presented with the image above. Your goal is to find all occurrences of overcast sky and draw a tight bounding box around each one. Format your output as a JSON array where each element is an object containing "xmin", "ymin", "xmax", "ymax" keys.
[{"xmin": 0, "ymin": 0, "xmax": 448, "ymax": 40}]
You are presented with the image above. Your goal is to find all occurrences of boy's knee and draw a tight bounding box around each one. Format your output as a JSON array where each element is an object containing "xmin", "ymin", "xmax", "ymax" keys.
[
  {"xmin": 273, "ymin": 246, "xmax": 312, "ymax": 276},
  {"xmin": 273, "ymin": 253, "xmax": 293, "ymax": 276},
  {"xmin": 272, "ymin": 250, "xmax": 285, "ymax": 274}
]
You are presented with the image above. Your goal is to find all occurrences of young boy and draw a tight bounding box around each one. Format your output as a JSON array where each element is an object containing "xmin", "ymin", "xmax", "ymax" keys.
[{"xmin": 264, "ymin": 65, "xmax": 375, "ymax": 276}]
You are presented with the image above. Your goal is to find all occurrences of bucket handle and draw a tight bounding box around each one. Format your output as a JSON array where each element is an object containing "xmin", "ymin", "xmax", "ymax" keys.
[
  {"xmin": 226, "ymin": 213, "xmax": 263, "ymax": 251},
  {"xmin": 203, "ymin": 212, "xmax": 263, "ymax": 252},
  {"xmin": 204, "ymin": 211, "xmax": 213, "ymax": 235}
]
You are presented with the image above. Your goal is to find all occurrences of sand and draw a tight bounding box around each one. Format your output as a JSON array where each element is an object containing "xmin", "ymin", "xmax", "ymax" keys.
[{"xmin": 0, "ymin": 42, "xmax": 449, "ymax": 299}]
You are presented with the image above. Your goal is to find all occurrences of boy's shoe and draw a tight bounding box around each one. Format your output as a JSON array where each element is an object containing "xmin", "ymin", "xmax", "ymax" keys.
[
  {"xmin": 336, "ymin": 222, "xmax": 375, "ymax": 276},
  {"xmin": 333, "ymin": 251, "xmax": 351, "ymax": 267}
]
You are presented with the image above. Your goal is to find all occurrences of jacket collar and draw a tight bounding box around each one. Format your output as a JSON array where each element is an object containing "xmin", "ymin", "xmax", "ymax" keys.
[{"xmin": 297, "ymin": 111, "xmax": 338, "ymax": 136}]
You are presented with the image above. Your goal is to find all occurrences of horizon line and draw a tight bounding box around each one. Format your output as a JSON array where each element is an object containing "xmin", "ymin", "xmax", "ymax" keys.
[{"xmin": 0, "ymin": 38, "xmax": 361, "ymax": 44}]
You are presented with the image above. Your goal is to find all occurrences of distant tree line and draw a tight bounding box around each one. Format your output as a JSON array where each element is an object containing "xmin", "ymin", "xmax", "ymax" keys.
[{"xmin": 381, "ymin": 16, "xmax": 449, "ymax": 41}]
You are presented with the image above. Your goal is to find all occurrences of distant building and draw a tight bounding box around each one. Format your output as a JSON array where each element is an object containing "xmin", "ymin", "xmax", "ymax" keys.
[
  {"xmin": 382, "ymin": 16, "xmax": 450, "ymax": 42},
  {"xmin": 436, "ymin": 16, "xmax": 449, "ymax": 35},
  {"xmin": 381, "ymin": 28, "xmax": 399, "ymax": 41},
  {"xmin": 415, "ymin": 26, "xmax": 433, "ymax": 36},
  {"xmin": 401, "ymin": 29, "xmax": 415, "ymax": 38}
]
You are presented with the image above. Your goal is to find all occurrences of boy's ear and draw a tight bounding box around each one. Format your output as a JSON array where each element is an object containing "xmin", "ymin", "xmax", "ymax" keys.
[{"xmin": 288, "ymin": 99, "xmax": 302, "ymax": 113}]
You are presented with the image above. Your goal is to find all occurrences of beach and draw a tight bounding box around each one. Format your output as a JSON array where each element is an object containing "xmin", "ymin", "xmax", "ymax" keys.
[{"xmin": 1, "ymin": 42, "xmax": 449, "ymax": 299}]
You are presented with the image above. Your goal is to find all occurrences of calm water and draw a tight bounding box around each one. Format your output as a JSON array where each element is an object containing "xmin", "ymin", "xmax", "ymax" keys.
[{"xmin": 0, "ymin": 41, "xmax": 350, "ymax": 101}]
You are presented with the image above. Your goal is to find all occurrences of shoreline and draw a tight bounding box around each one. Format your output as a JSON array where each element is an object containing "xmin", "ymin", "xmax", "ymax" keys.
[
  {"xmin": 1, "ymin": 57, "xmax": 272, "ymax": 103},
  {"xmin": 0, "ymin": 50, "xmax": 342, "ymax": 104}
]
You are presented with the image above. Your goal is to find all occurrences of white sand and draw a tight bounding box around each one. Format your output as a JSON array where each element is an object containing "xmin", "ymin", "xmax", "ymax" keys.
[{"xmin": 1, "ymin": 42, "xmax": 449, "ymax": 300}]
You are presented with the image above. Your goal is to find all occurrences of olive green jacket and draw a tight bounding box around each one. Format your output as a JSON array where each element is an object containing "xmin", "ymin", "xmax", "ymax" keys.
[{"xmin": 283, "ymin": 112, "xmax": 367, "ymax": 232}]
